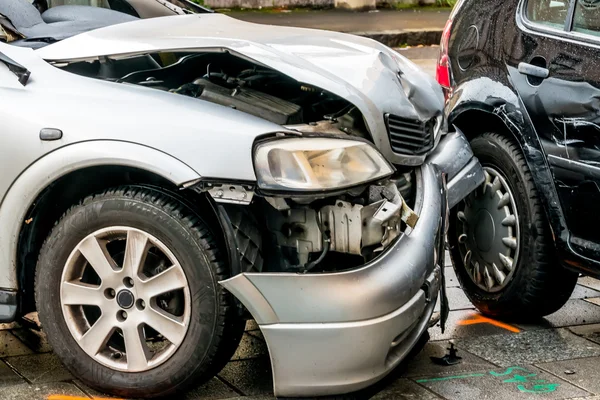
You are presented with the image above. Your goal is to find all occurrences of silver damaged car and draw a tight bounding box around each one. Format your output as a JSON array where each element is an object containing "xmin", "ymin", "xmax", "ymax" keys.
[{"xmin": 0, "ymin": 2, "xmax": 484, "ymax": 398}]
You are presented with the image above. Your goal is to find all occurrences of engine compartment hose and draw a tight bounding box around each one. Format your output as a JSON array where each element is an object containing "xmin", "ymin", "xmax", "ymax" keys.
[{"xmin": 303, "ymin": 234, "xmax": 331, "ymax": 273}]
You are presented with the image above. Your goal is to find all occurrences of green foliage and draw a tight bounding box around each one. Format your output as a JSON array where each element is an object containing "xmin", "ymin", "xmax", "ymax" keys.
[{"xmin": 436, "ymin": 0, "xmax": 457, "ymax": 6}]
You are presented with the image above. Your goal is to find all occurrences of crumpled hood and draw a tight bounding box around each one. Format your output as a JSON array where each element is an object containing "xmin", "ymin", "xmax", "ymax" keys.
[{"xmin": 37, "ymin": 14, "xmax": 444, "ymax": 164}]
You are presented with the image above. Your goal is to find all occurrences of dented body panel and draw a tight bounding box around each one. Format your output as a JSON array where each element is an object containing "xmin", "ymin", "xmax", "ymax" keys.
[
  {"xmin": 446, "ymin": 0, "xmax": 600, "ymax": 273},
  {"xmin": 36, "ymin": 14, "xmax": 445, "ymax": 165}
]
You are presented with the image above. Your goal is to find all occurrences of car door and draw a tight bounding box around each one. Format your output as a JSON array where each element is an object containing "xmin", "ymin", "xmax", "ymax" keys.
[{"xmin": 510, "ymin": 0, "xmax": 600, "ymax": 259}]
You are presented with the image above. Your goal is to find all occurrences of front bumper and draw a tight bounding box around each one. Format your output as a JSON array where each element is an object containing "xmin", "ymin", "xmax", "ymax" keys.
[{"xmin": 220, "ymin": 128, "xmax": 484, "ymax": 397}]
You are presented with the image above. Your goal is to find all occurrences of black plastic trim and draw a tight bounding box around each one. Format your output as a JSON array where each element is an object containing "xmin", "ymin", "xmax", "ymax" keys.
[{"xmin": 0, "ymin": 290, "xmax": 18, "ymax": 323}]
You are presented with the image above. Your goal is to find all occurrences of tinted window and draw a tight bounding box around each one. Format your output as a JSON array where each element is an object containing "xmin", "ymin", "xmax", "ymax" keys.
[
  {"xmin": 526, "ymin": 0, "xmax": 570, "ymax": 28},
  {"xmin": 573, "ymin": 0, "xmax": 600, "ymax": 36}
]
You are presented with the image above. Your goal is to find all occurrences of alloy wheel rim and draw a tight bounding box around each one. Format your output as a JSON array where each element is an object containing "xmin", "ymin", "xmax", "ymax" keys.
[
  {"xmin": 60, "ymin": 227, "xmax": 191, "ymax": 372},
  {"xmin": 455, "ymin": 167, "xmax": 520, "ymax": 293}
]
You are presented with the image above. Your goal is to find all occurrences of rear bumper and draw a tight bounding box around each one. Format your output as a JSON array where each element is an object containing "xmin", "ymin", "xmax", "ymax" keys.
[{"xmin": 220, "ymin": 128, "xmax": 483, "ymax": 397}]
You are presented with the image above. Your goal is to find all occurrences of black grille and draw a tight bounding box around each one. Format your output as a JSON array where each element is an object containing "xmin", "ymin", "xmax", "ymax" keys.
[{"xmin": 385, "ymin": 114, "xmax": 436, "ymax": 156}]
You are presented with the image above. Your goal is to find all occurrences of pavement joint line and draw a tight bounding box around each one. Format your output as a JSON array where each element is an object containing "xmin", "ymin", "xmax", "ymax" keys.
[
  {"xmin": 216, "ymin": 374, "xmax": 247, "ymax": 397},
  {"xmin": 71, "ymin": 379, "xmax": 98, "ymax": 399},
  {"xmin": 534, "ymin": 363, "xmax": 596, "ymax": 396},
  {"xmin": 415, "ymin": 372, "xmax": 487, "ymax": 383},
  {"xmin": 1, "ymin": 358, "xmax": 31, "ymax": 385},
  {"xmin": 412, "ymin": 378, "xmax": 451, "ymax": 400}
]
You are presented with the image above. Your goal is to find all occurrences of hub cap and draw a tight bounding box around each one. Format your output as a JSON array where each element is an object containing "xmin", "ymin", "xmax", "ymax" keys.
[
  {"xmin": 455, "ymin": 167, "xmax": 520, "ymax": 293},
  {"xmin": 60, "ymin": 227, "xmax": 191, "ymax": 372}
]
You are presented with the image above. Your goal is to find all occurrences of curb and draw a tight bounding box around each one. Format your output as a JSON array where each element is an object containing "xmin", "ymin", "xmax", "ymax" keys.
[{"xmin": 352, "ymin": 29, "xmax": 442, "ymax": 47}]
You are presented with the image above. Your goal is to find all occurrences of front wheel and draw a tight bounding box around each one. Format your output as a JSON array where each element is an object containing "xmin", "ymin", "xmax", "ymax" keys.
[
  {"xmin": 448, "ymin": 132, "xmax": 577, "ymax": 320},
  {"xmin": 35, "ymin": 186, "xmax": 243, "ymax": 398}
]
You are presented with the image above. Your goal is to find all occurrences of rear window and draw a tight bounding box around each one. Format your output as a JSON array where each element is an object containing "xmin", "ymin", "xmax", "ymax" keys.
[
  {"xmin": 526, "ymin": 0, "xmax": 570, "ymax": 28},
  {"xmin": 573, "ymin": 0, "xmax": 600, "ymax": 36}
]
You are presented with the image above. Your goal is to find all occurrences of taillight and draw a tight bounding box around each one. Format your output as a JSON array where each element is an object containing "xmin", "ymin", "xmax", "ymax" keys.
[{"xmin": 436, "ymin": 19, "xmax": 453, "ymax": 99}]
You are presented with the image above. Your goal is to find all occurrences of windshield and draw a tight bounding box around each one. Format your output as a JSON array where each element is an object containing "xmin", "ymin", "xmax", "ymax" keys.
[{"xmin": 43, "ymin": 0, "xmax": 211, "ymax": 14}]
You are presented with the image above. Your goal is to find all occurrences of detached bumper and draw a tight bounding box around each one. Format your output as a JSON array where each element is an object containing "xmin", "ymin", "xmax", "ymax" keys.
[{"xmin": 220, "ymin": 128, "xmax": 484, "ymax": 397}]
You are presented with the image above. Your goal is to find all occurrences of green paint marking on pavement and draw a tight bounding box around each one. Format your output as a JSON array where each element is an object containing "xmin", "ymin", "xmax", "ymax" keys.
[
  {"xmin": 416, "ymin": 373, "xmax": 486, "ymax": 383},
  {"xmin": 416, "ymin": 366, "xmax": 560, "ymax": 394}
]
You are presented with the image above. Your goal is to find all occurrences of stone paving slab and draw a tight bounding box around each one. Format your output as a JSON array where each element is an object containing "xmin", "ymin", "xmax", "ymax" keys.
[
  {"xmin": 445, "ymin": 287, "xmax": 475, "ymax": 311},
  {"xmin": 445, "ymin": 266, "xmax": 461, "ymax": 288},
  {"xmin": 0, "ymin": 332, "xmax": 34, "ymax": 358},
  {"xmin": 370, "ymin": 378, "xmax": 441, "ymax": 399},
  {"xmin": 231, "ymin": 333, "xmax": 269, "ymax": 361},
  {"xmin": 4, "ymin": 353, "xmax": 72, "ymax": 384},
  {"xmin": 184, "ymin": 377, "xmax": 241, "ymax": 400},
  {"xmin": 459, "ymin": 328, "xmax": 600, "ymax": 367},
  {"xmin": 0, "ymin": 361, "xmax": 25, "ymax": 388},
  {"xmin": 516, "ymin": 299, "xmax": 600, "ymax": 330},
  {"xmin": 0, "ymin": 382, "xmax": 89, "ymax": 400},
  {"xmin": 218, "ymin": 357, "xmax": 274, "ymax": 397},
  {"xmin": 568, "ymin": 323, "xmax": 600, "ymax": 345},
  {"xmin": 401, "ymin": 341, "xmax": 496, "ymax": 379},
  {"xmin": 537, "ymin": 356, "xmax": 600, "ymax": 395},
  {"xmin": 579, "ymin": 276, "xmax": 600, "ymax": 291},
  {"xmin": 572, "ymin": 285, "xmax": 600, "ymax": 299},
  {"xmin": 415, "ymin": 365, "xmax": 590, "ymax": 400}
]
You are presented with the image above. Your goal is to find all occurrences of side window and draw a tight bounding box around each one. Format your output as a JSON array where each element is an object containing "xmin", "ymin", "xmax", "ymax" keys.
[
  {"xmin": 573, "ymin": 0, "xmax": 600, "ymax": 36},
  {"xmin": 526, "ymin": 0, "xmax": 570, "ymax": 28}
]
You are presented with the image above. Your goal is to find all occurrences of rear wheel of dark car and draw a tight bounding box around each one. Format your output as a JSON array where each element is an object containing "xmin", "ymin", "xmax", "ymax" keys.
[
  {"xmin": 35, "ymin": 186, "xmax": 243, "ymax": 398},
  {"xmin": 448, "ymin": 132, "xmax": 578, "ymax": 319}
]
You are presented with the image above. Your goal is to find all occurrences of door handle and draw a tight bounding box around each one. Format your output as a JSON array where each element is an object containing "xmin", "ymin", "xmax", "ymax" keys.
[{"xmin": 518, "ymin": 62, "xmax": 549, "ymax": 79}]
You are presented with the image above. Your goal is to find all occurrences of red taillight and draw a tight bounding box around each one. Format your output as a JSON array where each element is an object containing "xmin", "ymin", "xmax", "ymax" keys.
[{"xmin": 436, "ymin": 19, "xmax": 453, "ymax": 99}]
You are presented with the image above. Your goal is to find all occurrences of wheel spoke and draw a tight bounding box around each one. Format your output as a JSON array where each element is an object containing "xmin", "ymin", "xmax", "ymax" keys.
[
  {"xmin": 499, "ymin": 253, "xmax": 514, "ymax": 271},
  {"xmin": 502, "ymin": 237, "xmax": 517, "ymax": 249},
  {"xmin": 123, "ymin": 324, "xmax": 150, "ymax": 371},
  {"xmin": 77, "ymin": 236, "xmax": 116, "ymax": 282},
  {"xmin": 122, "ymin": 230, "xmax": 149, "ymax": 278},
  {"xmin": 491, "ymin": 177, "xmax": 502, "ymax": 194},
  {"xmin": 502, "ymin": 215, "xmax": 516, "ymax": 226},
  {"xmin": 79, "ymin": 314, "xmax": 115, "ymax": 355},
  {"xmin": 141, "ymin": 265, "xmax": 187, "ymax": 298},
  {"xmin": 497, "ymin": 193, "xmax": 510, "ymax": 209},
  {"xmin": 483, "ymin": 265, "xmax": 494, "ymax": 290},
  {"xmin": 492, "ymin": 263, "xmax": 506, "ymax": 284},
  {"xmin": 145, "ymin": 307, "xmax": 187, "ymax": 345},
  {"xmin": 62, "ymin": 282, "xmax": 103, "ymax": 306}
]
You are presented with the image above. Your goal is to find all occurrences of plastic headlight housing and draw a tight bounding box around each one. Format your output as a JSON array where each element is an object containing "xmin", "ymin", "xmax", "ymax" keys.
[{"xmin": 254, "ymin": 137, "xmax": 394, "ymax": 192}]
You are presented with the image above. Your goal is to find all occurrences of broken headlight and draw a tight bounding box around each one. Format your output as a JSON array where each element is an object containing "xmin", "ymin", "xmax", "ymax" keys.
[{"xmin": 254, "ymin": 137, "xmax": 394, "ymax": 192}]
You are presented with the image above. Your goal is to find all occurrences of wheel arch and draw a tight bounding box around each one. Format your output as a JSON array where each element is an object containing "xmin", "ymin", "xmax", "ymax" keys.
[
  {"xmin": 448, "ymin": 101, "xmax": 571, "ymax": 269},
  {"xmin": 0, "ymin": 141, "xmax": 233, "ymax": 317}
]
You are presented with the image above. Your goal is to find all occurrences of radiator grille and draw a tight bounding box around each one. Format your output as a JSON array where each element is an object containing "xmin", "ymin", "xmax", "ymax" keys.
[{"xmin": 385, "ymin": 114, "xmax": 436, "ymax": 156}]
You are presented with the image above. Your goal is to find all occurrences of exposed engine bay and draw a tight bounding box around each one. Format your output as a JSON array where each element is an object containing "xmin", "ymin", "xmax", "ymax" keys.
[
  {"xmin": 60, "ymin": 51, "xmax": 371, "ymax": 139},
  {"xmin": 58, "ymin": 51, "xmax": 418, "ymax": 273},
  {"xmin": 200, "ymin": 174, "xmax": 416, "ymax": 274}
]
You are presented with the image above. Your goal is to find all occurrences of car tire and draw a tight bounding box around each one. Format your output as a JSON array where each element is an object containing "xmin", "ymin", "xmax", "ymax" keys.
[
  {"xmin": 35, "ymin": 186, "xmax": 243, "ymax": 398},
  {"xmin": 448, "ymin": 132, "xmax": 578, "ymax": 319}
]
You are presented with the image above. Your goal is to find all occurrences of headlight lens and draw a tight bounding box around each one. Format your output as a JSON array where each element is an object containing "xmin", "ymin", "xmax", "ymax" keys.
[{"xmin": 254, "ymin": 137, "xmax": 394, "ymax": 191}]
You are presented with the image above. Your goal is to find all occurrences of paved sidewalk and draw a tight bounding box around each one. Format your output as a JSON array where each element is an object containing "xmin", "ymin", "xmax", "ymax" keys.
[{"xmin": 228, "ymin": 9, "xmax": 450, "ymax": 46}]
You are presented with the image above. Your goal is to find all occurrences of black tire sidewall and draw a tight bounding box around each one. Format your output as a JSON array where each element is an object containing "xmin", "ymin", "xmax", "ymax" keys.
[
  {"xmin": 449, "ymin": 134, "xmax": 539, "ymax": 315},
  {"xmin": 36, "ymin": 192, "xmax": 221, "ymax": 396}
]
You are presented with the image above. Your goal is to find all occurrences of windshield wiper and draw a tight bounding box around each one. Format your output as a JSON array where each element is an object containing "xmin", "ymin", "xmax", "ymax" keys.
[{"xmin": 0, "ymin": 52, "xmax": 30, "ymax": 86}]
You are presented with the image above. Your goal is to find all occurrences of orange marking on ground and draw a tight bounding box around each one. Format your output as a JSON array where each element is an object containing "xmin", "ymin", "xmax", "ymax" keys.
[
  {"xmin": 48, "ymin": 395, "xmax": 123, "ymax": 400},
  {"xmin": 457, "ymin": 314, "xmax": 520, "ymax": 333}
]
